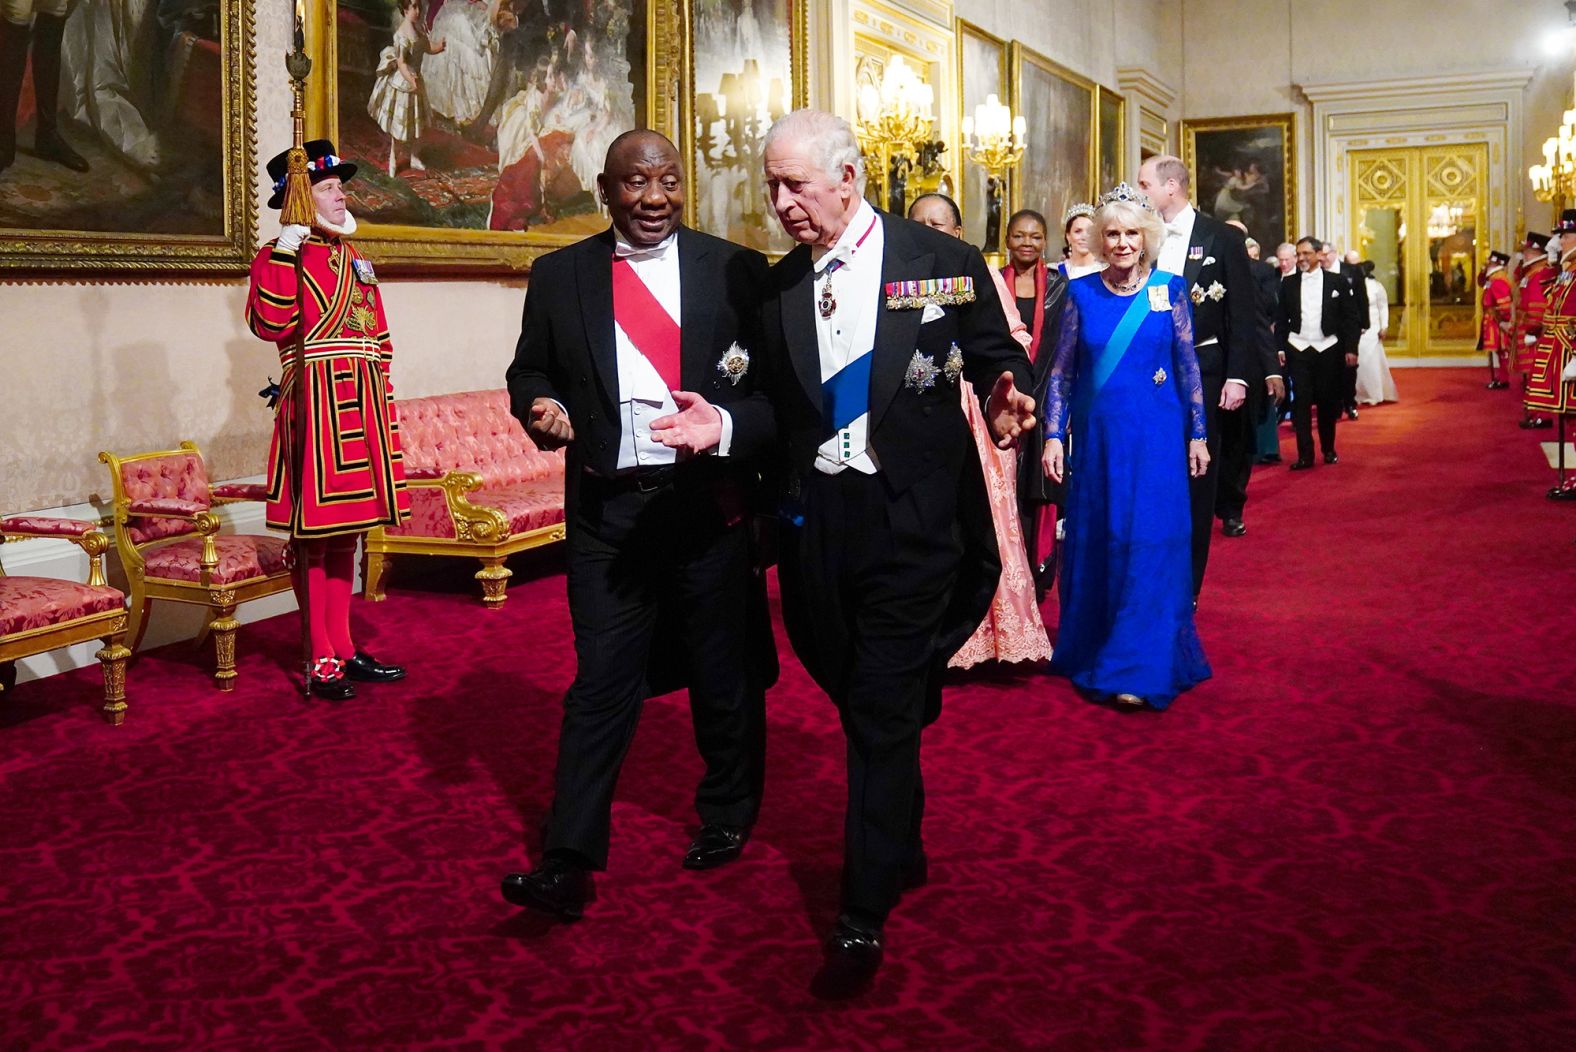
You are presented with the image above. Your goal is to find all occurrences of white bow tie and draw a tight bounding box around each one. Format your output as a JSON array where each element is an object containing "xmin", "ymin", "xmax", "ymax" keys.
[
  {"xmin": 614, "ymin": 237, "xmax": 674, "ymax": 261},
  {"xmin": 1165, "ymin": 222, "xmax": 1187, "ymax": 238}
]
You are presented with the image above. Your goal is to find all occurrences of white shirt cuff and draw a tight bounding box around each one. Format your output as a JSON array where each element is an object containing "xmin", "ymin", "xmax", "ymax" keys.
[
  {"xmin": 1225, "ymin": 378, "xmax": 1248, "ymax": 389},
  {"xmin": 715, "ymin": 405, "xmax": 733, "ymax": 457}
]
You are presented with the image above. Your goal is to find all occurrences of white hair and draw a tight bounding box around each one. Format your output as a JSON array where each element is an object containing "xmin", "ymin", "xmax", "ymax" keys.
[
  {"xmin": 764, "ymin": 109, "xmax": 865, "ymax": 191},
  {"xmin": 1090, "ymin": 199, "xmax": 1166, "ymax": 266}
]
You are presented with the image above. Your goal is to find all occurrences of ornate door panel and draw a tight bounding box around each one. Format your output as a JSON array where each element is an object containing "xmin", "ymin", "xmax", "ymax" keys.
[{"xmin": 1350, "ymin": 144, "xmax": 1487, "ymax": 358}]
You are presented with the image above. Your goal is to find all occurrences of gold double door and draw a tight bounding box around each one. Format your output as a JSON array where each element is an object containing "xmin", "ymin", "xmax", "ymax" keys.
[{"xmin": 1349, "ymin": 144, "xmax": 1488, "ymax": 359}]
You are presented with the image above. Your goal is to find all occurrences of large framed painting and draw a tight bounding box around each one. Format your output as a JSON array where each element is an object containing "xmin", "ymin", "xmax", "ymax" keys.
[
  {"xmin": 955, "ymin": 18, "xmax": 1007, "ymax": 256},
  {"xmin": 1181, "ymin": 113, "xmax": 1296, "ymax": 251},
  {"xmin": 307, "ymin": 0, "xmax": 682, "ymax": 272},
  {"xmin": 687, "ymin": 0, "xmax": 807, "ymax": 254},
  {"xmin": 1010, "ymin": 44, "xmax": 1093, "ymax": 236},
  {"xmin": 0, "ymin": 0, "xmax": 256, "ymax": 272},
  {"xmin": 1096, "ymin": 87, "xmax": 1125, "ymax": 198}
]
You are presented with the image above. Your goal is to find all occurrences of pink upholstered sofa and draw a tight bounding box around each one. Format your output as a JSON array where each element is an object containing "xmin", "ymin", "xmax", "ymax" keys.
[{"xmin": 365, "ymin": 389, "xmax": 566, "ymax": 607}]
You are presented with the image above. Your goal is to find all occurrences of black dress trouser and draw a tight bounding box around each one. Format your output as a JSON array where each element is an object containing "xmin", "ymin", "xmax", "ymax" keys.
[
  {"xmin": 1188, "ymin": 372, "xmax": 1224, "ymax": 598},
  {"xmin": 544, "ymin": 473, "xmax": 765, "ymax": 869},
  {"xmin": 779, "ymin": 468, "xmax": 959, "ymax": 925},
  {"xmin": 1287, "ymin": 347, "xmax": 1343, "ymax": 461}
]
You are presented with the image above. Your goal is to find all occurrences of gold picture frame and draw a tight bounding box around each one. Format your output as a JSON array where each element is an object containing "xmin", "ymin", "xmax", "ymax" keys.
[
  {"xmin": 0, "ymin": 0, "xmax": 257, "ymax": 273},
  {"xmin": 1096, "ymin": 87, "xmax": 1125, "ymax": 197},
  {"xmin": 954, "ymin": 18, "xmax": 1008, "ymax": 254},
  {"xmin": 1010, "ymin": 43, "xmax": 1095, "ymax": 232},
  {"xmin": 1181, "ymin": 113, "xmax": 1297, "ymax": 251},
  {"xmin": 305, "ymin": 0, "xmax": 684, "ymax": 273},
  {"xmin": 684, "ymin": 0, "xmax": 809, "ymax": 255}
]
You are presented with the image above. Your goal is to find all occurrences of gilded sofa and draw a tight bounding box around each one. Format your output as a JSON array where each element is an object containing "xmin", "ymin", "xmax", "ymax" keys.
[{"xmin": 365, "ymin": 390, "xmax": 566, "ymax": 607}]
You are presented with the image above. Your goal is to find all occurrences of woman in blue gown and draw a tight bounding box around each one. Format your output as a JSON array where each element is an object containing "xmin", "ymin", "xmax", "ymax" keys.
[{"xmin": 1040, "ymin": 185, "xmax": 1212, "ymax": 709}]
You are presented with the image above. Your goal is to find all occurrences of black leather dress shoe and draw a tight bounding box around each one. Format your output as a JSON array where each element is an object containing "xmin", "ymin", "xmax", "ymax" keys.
[
  {"xmin": 1323, "ymin": 452, "xmax": 1339, "ymax": 465},
  {"xmin": 810, "ymin": 918, "xmax": 884, "ymax": 1000},
  {"xmin": 1255, "ymin": 453, "xmax": 1282, "ymax": 465},
  {"xmin": 682, "ymin": 824, "xmax": 749, "ymax": 870},
  {"xmin": 1221, "ymin": 517, "xmax": 1247, "ymax": 537},
  {"xmin": 1547, "ymin": 486, "xmax": 1576, "ymax": 501},
  {"xmin": 1344, "ymin": 407, "xmax": 1359, "ymax": 421},
  {"xmin": 309, "ymin": 676, "xmax": 355, "ymax": 701},
  {"xmin": 344, "ymin": 651, "xmax": 406, "ymax": 683},
  {"xmin": 1522, "ymin": 416, "xmax": 1553, "ymax": 429},
  {"xmin": 1289, "ymin": 458, "xmax": 1314, "ymax": 471},
  {"xmin": 501, "ymin": 857, "xmax": 587, "ymax": 920}
]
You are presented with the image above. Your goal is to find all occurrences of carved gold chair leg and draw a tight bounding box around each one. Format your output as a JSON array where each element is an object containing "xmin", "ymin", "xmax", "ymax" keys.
[
  {"xmin": 364, "ymin": 547, "xmax": 391, "ymax": 602},
  {"xmin": 97, "ymin": 635, "xmax": 132, "ymax": 725},
  {"xmin": 476, "ymin": 556, "xmax": 512, "ymax": 609},
  {"xmin": 209, "ymin": 602, "xmax": 240, "ymax": 691}
]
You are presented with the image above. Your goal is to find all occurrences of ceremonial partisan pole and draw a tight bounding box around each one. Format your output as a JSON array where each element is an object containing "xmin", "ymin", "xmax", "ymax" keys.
[{"xmin": 282, "ymin": 2, "xmax": 313, "ymax": 697}]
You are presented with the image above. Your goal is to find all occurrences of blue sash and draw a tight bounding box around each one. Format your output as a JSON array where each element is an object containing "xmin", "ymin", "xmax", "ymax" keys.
[
  {"xmin": 821, "ymin": 352, "xmax": 873, "ymax": 435},
  {"xmin": 1089, "ymin": 271, "xmax": 1170, "ymax": 396}
]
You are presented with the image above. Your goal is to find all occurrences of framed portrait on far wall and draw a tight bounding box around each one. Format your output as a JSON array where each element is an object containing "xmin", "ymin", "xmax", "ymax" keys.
[
  {"xmin": 308, "ymin": 0, "xmax": 680, "ymax": 272},
  {"xmin": 1181, "ymin": 113, "xmax": 1296, "ymax": 251},
  {"xmin": 1010, "ymin": 44, "xmax": 1094, "ymax": 237},
  {"xmin": 955, "ymin": 18, "xmax": 1008, "ymax": 257},
  {"xmin": 1096, "ymin": 88, "xmax": 1125, "ymax": 197},
  {"xmin": 688, "ymin": 0, "xmax": 807, "ymax": 254},
  {"xmin": 0, "ymin": 0, "xmax": 256, "ymax": 272}
]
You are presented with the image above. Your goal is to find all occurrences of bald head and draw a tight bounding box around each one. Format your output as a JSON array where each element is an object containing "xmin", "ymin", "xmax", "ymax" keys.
[{"xmin": 597, "ymin": 129, "xmax": 683, "ymax": 248}]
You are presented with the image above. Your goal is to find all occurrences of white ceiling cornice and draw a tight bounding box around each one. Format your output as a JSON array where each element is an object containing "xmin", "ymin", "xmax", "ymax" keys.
[{"xmin": 1297, "ymin": 69, "xmax": 1538, "ymax": 105}]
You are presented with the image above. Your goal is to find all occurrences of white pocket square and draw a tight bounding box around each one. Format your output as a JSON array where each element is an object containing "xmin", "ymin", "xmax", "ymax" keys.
[
  {"xmin": 1203, "ymin": 255, "xmax": 1216, "ymax": 266},
  {"xmin": 920, "ymin": 302, "xmax": 945, "ymax": 324}
]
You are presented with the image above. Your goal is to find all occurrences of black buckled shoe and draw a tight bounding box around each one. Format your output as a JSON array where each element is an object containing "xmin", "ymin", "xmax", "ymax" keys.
[
  {"xmin": 501, "ymin": 856, "xmax": 588, "ymax": 920},
  {"xmin": 1323, "ymin": 452, "xmax": 1339, "ymax": 465},
  {"xmin": 811, "ymin": 917, "xmax": 884, "ymax": 1000},
  {"xmin": 308, "ymin": 657, "xmax": 355, "ymax": 701},
  {"xmin": 682, "ymin": 824, "xmax": 750, "ymax": 870},
  {"xmin": 344, "ymin": 651, "xmax": 406, "ymax": 683},
  {"xmin": 1221, "ymin": 517, "xmax": 1247, "ymax": 537}
]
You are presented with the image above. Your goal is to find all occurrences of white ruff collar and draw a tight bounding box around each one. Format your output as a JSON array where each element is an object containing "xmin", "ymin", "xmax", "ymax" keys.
[{"xmin": 316, "ymin": 211, "xmax": 358, "ymax": 237}]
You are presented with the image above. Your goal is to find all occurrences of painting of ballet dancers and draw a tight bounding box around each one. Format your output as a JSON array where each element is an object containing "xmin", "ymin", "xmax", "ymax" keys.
[
  {"xmin": 1182, "ymin": 114, "xmax": 1296, "ymax": 251},
  {"xmin": 0, "ymin": 0, "xmax": 255, "ymax": 271},
  {"xmin": 690, "ymin": 0, "xmax": 801, "ymax": 255},
  {"xmin": 1011, "ymin": 44, "xmax": 1093, "ymax": 239},
  {"xmin": 323, "ymin": 0, "xmax": 656, "ymax": 269}
]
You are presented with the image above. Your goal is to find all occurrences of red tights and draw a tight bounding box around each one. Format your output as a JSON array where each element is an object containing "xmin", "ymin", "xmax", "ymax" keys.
[{"xmin": 293, "ymin": 535, "xmax": 359, "ymax": 666}]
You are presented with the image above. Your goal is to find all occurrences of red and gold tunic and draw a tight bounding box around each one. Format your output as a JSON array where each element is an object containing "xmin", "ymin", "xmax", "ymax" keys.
[
  {"xmin": 1478, "ymin": 268, "xmax": 1513, "ymax": 353},
  {"xmin": 245, "ymin": 233, "xmax": 410, "ymax": 537},
  {"xmin": 1513, "ymin": 257, "xmax": 1554, "ymax": 372},
  {"xmin": 1523, "ymin": 259, "xmax": 1576, "ymax": 415}
]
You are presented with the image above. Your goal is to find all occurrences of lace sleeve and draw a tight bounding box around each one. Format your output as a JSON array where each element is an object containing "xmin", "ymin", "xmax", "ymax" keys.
[
  {"xmin": 1170, "ymin": 278, "xmax": 1207, "ymax": 441},
  {"xmin": 1043, "ymin": 291, "xmax": 1081, "ymax": 441}
]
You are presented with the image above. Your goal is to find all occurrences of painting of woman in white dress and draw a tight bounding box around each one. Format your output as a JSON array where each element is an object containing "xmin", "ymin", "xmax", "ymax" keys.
[{"xmin": 330, "ymin": 0, "xmax": 645, "ymax": 240}]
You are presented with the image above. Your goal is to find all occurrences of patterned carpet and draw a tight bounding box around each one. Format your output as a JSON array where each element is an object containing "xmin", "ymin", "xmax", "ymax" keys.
[{"xmin": 3, "ymin": 370, "xmax": 1574, "ymax": 1050}]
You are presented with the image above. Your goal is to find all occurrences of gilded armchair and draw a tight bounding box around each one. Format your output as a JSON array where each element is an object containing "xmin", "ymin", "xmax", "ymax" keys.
[
  {"xmin": 98, "ymin": 441, "xmax": 293, "ymax": 691},
  {"xmin": 0, "ymin": 516, "xmax": 132, "ymax": 723}
]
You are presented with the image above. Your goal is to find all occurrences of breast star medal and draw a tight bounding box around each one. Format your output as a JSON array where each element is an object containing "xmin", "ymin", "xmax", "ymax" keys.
[
  {"xmin": 1153, "ymin": 367, "xmax": 1168, "ymax": 386},
  {"xmin": 943, "ymin": 343, "xmax": 964, "ymax": 382},
  {"xmin": 716, "ymin": 342, "xmax": 750, "ymax": 385},
  {"xmin": 905, "ymin": 351, "xmax": 939, "ymax": 392}
]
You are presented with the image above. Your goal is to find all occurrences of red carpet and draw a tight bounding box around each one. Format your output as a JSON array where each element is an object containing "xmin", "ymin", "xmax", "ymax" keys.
[{"xmin": 3, "ymin": 370, "xmax": 1574, "ymax": 1049}]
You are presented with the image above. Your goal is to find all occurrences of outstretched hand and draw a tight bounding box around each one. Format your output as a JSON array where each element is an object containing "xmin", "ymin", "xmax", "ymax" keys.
[
  {"xmin": 986, "ymin": 371, "xmax": 1037, "ymax": 450},
  {"xmin": 650, "ymin": 390, "xmax": 723, "ymax": 457}
]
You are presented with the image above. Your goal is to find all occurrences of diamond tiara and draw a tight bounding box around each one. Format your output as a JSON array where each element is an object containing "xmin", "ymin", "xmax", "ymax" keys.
[
  {"xmin": 1062, "ymin": 202, "xmax": 1095, "ymax": 224},
  {"xmin": 1097, "ymin": 182, "xmax": 1154, "ymax": 211}
]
